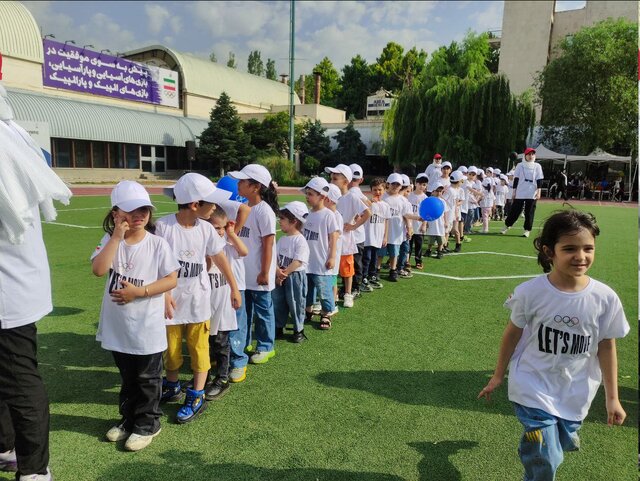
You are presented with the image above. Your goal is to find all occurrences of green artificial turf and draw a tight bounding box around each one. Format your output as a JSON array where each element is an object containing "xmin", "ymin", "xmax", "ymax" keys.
[{"xmin": 5, "ymin": 196, "xmax": 636, "ymax": 481}]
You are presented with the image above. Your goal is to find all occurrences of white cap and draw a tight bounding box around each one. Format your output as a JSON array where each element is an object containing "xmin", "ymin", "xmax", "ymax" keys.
[
  {"xmin": 431, "ymin": 179, "xmax": 445, "ymax": 190},
  {"xmin": 325, "ymin": 164, "xmax": 353, "ymax": 183},
  {"xmin": 457, "ymin": 166, "xmax": 468, "ymax": 173},
  {"xmin": 326, "ymin": 183, "xmax": 342, "ymax": 203},
  {"xmin": 400, "ymin": 174, "xmax": 411, "ymax": 187},
  {"xmin": 467, "ymin": 166, "xmax": 478, "ymax": 174},
  {"xmin": 228, "ymin": 164, "xmax": 272, "ymax": 188},
  {"xmin": 349, "ymin": 163, "xmax": 363, "ymax": 180},
  {"xmin": 499, "ymin": 174, "xmax": 508, "ymax": 181},
  {"xmin": 494, "ymin": 168, "xmax": 501, "ymax": 175},
  {"xmin": 170, "ymin": 173, "xmax": 232, "ymax": 204},
  {"xmin": 111, "ymin": 181, "xmax": 154, "ymax": 212},
  {"xmin": 485, "ymin": 167, "xmax": 494, "ymax": 173},
  {"xmin": 507, "ymin": 170, "xmax": 515, "ymax": 176},
  {"xmin": 482, "ymin": 177, "xmax": 493, "ymax": 187},
  {"xmin": 301, "ymin": 176, "xmax": 330, "ymax": 196},
  {"xmin": 415, "ymin": 173, "xmax": 428, "ymax": 182},
  {"xmin": 450, "ymin": 171, "xmax": 464, "ymax": 183},
  {"xmin": 386, "ymin": 173, "xmax": 403, "ymax": 184},
  {"xmin": 441, "ymin": 161, "xmax": 452, "ymax": 169},
  {"xmin": 281, "ymin": 201, "xmax": 309, "ymax": 223}
]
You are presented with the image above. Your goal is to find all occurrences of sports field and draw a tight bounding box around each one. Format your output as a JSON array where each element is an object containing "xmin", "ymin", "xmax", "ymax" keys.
[{"xmin": 5, "ymin": 195, "xmax": 637, "ymax": 481}]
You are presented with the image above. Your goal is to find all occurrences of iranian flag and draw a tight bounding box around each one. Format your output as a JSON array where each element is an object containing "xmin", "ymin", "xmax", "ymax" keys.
[{"xmin": 163, "ymin": 77, "xmax": 176, "ymax": 92}]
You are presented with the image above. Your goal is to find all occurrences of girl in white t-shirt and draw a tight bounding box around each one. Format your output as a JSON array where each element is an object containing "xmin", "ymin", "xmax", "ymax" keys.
[
  {"xmin": 272, "ymin": 201, "xmax": 310, "ymax": 343},
  {"xmin": 204, "ymin": 207, "xmax": 247, "ymax": 400},
  {"xmin": 479, "ymin": 177, "xmax": 494, "ymax": 234},
  {"xmin": 230, "ymin": 164, "xmax": 279, "ymax": 367},
  {"xmin": 479, "ymin": 210, "xmax": 629, "ymax": 480},
  {"xmin": 91, "ymin": 181, "xmax": 179, "ymax": 452}
]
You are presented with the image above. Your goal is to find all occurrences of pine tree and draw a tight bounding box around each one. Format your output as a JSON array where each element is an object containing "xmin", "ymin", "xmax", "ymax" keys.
[
  {"xmin": 209, "ymin": 51, "xmax": 217, "ymax": 63},
  {"xmin": 197, "ymin": 92, "xmax": 254, "ymax": 176},
  {"xmin": 227, "ymin": 52, "xmax": 237, "ymax": 69},
  {"xmin": 299, "ymin": 120, "xmax": 331, "ymax": 171},
  {"xmin": 333, "ymin": 117, "xmax": 366, "ymax": 165},
  {"xmin": 265, "ymin": 59, "xmax": 277, "ymax": 80},
  {"xmin": 248, "ymin": 50, "xmax": 264, "ymax": 76}
]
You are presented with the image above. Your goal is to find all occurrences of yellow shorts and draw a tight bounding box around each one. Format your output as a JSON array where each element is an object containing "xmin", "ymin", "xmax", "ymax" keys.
[
  {"xmin": 339, "ymin": 254, "xmax": 355, "ymax": 278},
  {"xmin": 164, "ymin": 321, "xmax": 211, "ymax": 373}
]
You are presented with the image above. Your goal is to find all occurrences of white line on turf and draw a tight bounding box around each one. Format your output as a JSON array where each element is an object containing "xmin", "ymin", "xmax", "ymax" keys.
[
  {"xmin": 411, "ymin": 271, "xmax": 538, "ymax": 281},
  {"xmin": 445, "ymin": 250, "xmax": 537, "ymax": 259},
  {"xmin": 46, "ymin": 222, "xmax": 100, "ymax": 229}
]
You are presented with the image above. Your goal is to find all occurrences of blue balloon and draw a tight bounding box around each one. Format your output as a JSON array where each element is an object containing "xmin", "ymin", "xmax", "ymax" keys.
[
  {"xmin": 216, "ymin": 176, "xmax": 248, "ymax": 204},
  {"xmin": 419, "ymin": 197, "xmax": 445, "ymax": 221}
]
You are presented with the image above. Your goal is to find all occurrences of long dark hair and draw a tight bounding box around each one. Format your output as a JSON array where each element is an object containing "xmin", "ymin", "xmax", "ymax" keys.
[
  {"xmin": 533, "ymin": 210, "xmax": 599, "ymax": 273},
  {"xmin": 251, "ymin": 180, "xmax": 279, "ymax": 215},
  {"xmin": 102, "ymin": 207, "xmax": 155, "ymax": 235}
]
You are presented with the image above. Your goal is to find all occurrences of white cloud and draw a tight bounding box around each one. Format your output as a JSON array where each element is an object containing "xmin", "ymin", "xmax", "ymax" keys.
[
  {"xmin": 145, "ymin": 3, "xmax": 171, "ymax": 35},
  {"xmin": 21, "ymin": 1, "xmax": 74, "ymax": 37},
  {"xmin": 473, "ymin": 1, "xmax": 503, "ymax": 32}
]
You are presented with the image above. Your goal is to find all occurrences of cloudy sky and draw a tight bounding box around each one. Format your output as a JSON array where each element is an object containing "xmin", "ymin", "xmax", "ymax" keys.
[{"xmin": 22, "ymin": 1, "xmax": 586, "ymax": 75}]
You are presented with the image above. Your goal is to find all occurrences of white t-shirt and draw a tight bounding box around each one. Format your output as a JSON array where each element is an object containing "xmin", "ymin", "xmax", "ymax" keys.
[
  {"xmin": 459, "ymin": 185, "xmax": 468, "ymax": 214},
  {"xmin": 495, "ymin": 184, "xmax": 508, "ymax": 207},
  {"xmin": 303, "ymin": 207, "xmax": 339, "ymax": 276},
  {"xmin": 337, "ymin": 191, "xmax": 368, "ymax": 255},
  {"xmin": 332, "ymin": 210, "xmax": 345, "ymax": 276},
  {"xmin": 384, "ymin": 195, "xmax": 411, "ymax": 245},
  {"xmin": 238, "ymin": 201, "xmax": 277, "ymax": 291},
  {"xmin": 507, "ymin": 182, "xmax": 514, "ymax": 199},
  {"xmin": 91, "ymin": 232, "xmax": 180, "ymax": 354},
  {"xmin": 276, "ymin": 234, "xmax": 309, "ymax": 273},
  {"xmin": 443, "ymin": 186, "xmax": 462, "ymax": 223},
  {"xmin": 479, "ymin": 179, "xmax": 495, "ymax": 208},
  {"xmin": 208, "ymin": 243, "xmax": 240, "ymax": 335},
  {"xmin": 0, "ymin": 208, "xmax": 52, "ymax": 329},
  {"xmin": 425, "ymin": 197, "xmax": 449, "ymax": 237},
  {"xmin": 506, "ymin": 275, "xmax": 629, "ymax": 421},
  {"xmin": 348, "ymin": 186, "xmax": 368, "ymax": 245},
  {"xmin": 466, "ymin": 182, "xmax": 479, "ymax": 209},
  {"xmin": 425, "ymin": 163, "xmax": 442, "ymax": 193},
  {"xmin": 514, "ymin": 161, "xmax": 544, "ymax": 199},
  {"xmin": 407, "ymin": 192, "xmax": 426, "ymax": 233},
  {"xmin": 365, "ymin": 201, "xmax": 391, "ymax": 248},
  {"xmin": 155, "ymin": 214, "xmax": 225, "ymax": 325}
]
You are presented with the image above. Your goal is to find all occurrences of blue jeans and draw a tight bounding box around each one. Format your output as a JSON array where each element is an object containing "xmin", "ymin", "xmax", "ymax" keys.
[
  {"xmin": 272, "ymin": 270, "xmax": 307, "ymax": 333},
  {"xmin": 245, "ymin": 290, "xmax": 275, "ymax": 353},
  {"xmin": 398, "ymin": 239, "xmax": 410, "ymax": 270},
  {"xmin": 229, "ymin": 291, "xmax": 248, "ymax": 368},
  {"xmin": 514, "ymin": 403, "xmax": 582, "ymax": 481},
  {"xmin": 306, "ymin": 274, "xmax": 335, "ymax": 314}
]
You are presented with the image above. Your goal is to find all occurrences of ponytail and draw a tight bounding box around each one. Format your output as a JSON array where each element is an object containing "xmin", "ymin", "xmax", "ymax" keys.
[{"xmin": 259, "ymin": 182, "xmax": 280, "ymax": 216}]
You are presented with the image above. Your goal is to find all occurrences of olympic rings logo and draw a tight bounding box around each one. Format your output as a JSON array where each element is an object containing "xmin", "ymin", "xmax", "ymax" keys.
[
  {"xmin": 179, "ymin": 250, "xmax": 195, "ymax": 258},
  {"xmin": 118, "ymin": 262, "xmax": 134, "ymax": 272},
  {"xmin": 554, "ymin": 315, "xmax": 579, "ymax": 328}
]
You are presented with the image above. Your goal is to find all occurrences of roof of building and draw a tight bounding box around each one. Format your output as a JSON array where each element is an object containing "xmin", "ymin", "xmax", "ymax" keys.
[
  {"xmin": 123, "ymin": 45, "xmax": 299, "ymax": 109},
  {"xmin": 0, "ymin": 1, "xmax": 44, "ymax": 63},
  {"xmin": 8, "ymin": 88, "xmax": 208, "ymax": 146}
]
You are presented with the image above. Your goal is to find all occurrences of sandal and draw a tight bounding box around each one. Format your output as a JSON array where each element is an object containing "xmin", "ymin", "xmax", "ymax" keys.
[
  {"xmin": 305, "ymin": 311, "xmax": 314, "ymax": 324},
  {"xmin": 319, "ymin": 316, "xmax": 332, "ymax": 330}
]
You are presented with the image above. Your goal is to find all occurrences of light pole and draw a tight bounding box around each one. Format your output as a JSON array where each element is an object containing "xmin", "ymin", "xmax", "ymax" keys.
[{"xmin": 288, "ymin": 0, "xmax": 295, "ymax": 167}]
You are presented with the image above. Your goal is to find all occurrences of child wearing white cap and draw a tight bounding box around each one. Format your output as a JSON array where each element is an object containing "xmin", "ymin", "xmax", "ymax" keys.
[
  {"xmin": 325, "ymin": 164, "xmax": 371, "ymax": 308},
  {"xmin": 348, "ymin": 163, "xmax": 371, "ymax": 298},
  {"xmin": 228, "ymin": 164, "xmax": 279, "ymax": 369},
  {"xmin": 495, "ymin": 175, "xmax": 509, "ymax": 221},
  {"xmin": 363, "ymin": 178, "xmax": 390, "ymax": 289},
  {"xmin": 301, "ymin": 177, "xmax": 339, "ymax": 330},
  {"xmin": 272, "ymin": 201, "xmax": 310, "ymax": 343},
  {"xmin": 203, "ymin": 206, "xmax": 247, "ymax": 401},
  {"xmin": 382, "ymin": 173, "xmax": 413, "ymax": 282},
  {"xmin": 443, "ymin": 171, "xmax": 464, "ymax": 252},
  {"xmin": 324, "ymin": 184, "xmax": 345, "ymax": 310},
  {"xmin": 397, "ymin": 174, "xmax": 416, "ymax": 278},
  {"xmin": 91, "ymin": 181, "xmax": 180, "ymax": 451},
  {"xmin": 424, "ymin": 181, "xmax": 449, "ymax": 259},
  {"xmin": 408, "ymin": 174, "xmax": 428, "ymax": 269},
  {"xmin": 156, "ymin": 173, "xmax": 240, "ymax": 423},
  {"xmin": 463, "ymin": 167, "xmax": 481, "ymax": 235},
  {"xmin": 479, "ymin": 174, "xmax": 495, "ymax": 234}
]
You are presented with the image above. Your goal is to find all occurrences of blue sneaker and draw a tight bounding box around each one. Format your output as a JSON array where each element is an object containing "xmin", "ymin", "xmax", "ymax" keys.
[
  {"xmin": 176, "ymin": 388, "xmax": 207, "ymax": 424},
  {"xmin": 160, "ymin": 378, "xmax": 183, "ymax": 403}
]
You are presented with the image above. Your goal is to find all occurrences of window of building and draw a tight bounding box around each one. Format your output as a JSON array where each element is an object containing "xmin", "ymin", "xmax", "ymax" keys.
[
  {"xmin": 125, "ymin": 144, "xmax": 139, "ymax": 169},
  {"xmin": 109, "ymin": 143, "xmax": 124, "ymax": 168},
  {"xmin": 155, "ymin": 146, "xmax": 165, "ymax": 158},
  {"xmin": 92, "ymin": 142, "xmax": 107, "ymax": 168},
  {"xmin": 53, "ymin": 138, "xmax": 71, "ymax": 167},
  {"xmin": 141, "ymin": 145, "xmax": 152, "ymax": 157},
  {"xmin": 74, "ymin": 140, "xmax": 91, "ymax": 168}
]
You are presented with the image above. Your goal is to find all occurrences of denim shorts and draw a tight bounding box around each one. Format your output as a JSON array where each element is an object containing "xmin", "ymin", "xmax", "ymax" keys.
[{"xmin": 383, "ymin": 243, "xmax": 400, "ymax": 257}]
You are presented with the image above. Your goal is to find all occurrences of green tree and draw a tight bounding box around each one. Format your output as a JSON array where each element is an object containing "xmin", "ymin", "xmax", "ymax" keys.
[
  {"xmin": 243, "ymin": 111, "xmax": 305, "ymax": 158},
  {"xmin": 266, "ymin": 58, "xmax": 277, "ymax": 80},
  {"xmin": 371, "ymin": 42, "xmax": 427, "ymax": 93},
  {"xmin": 209, "ymin": 51, "xmax": 217, "ymax": 63},
  {"xmin": 197, "ymin": 91, "xmax": 253, "ymax": 175},
  {"xmin": 311, "ymin": 57, "xmax": 341, "ymax": 107},
  {"xmin": 227, "ymin": 51, "xmax": 237, "ymax": 69},
  {"xmin": 333, "ymin": 117, "xmax": 366, "ymax": 165},
  {"xmin": 536, "ymin": 18, "xmax": 638, "ymax": 155},
  {"xmin": 295, "ymin": 74, "xmax": 316, "ymax": 104},
  {"xmin": 247, "ymin": 50, "xmax": 264, "ymax": 76},
  {"xmin": 299, "ymin": 120, "xmax": 332, "ymax": 171},
  {"xmin": 336, "ymin": 55, "xmax": 373, "ymax": 119}
]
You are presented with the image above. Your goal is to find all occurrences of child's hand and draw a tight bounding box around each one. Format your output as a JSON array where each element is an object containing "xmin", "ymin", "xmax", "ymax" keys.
[
  {"xmin": 257, "ymin": 272, "xmax": 269, "ymax": 286},
  {"xmin": 112, "ymin": 213, "xmax": 129, "ymax": 240},
  {"xmin": 382, "ymin": 239, "xmax": 388, "ymax": 248},
  {"xmin": 225, "ymin": 220, "xmax": 236, "ymax": 235},
  {"xmin": 605, "ymin": 398, "xmax": 626, "ymax": 426},
  {"xmin": 325, "ymin": 258, "xmax": 335, "ymax": 270},
  {"xmin": 164, "ymin": 293, "xmax": 176, "ymax": 319},
  {"xmin": 230, "ymin": 288, "xmax": 242, "ymax": 310},
  {"xmin": 110, "ymin": 279, "xmax": 142, "ymax": 305},
  {"xmin": 420, "ymin": 225, "xmax": 426, "ymax": 234},
  {"xmin": 344, "ymin": 223, "xmax": 356, "ymax": 232},
  {"xmin": 477, "ymin": 375, "xmax": 503, "ymax": 401}
]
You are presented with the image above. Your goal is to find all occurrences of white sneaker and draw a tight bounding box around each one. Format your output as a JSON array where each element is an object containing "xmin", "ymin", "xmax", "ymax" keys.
[
  {"xmin": 343, "ymin": 293, "xmax": 354, "ymax": 308},
  {"xmin": 500, "ymin": 226, "xmax": 510, "ymax": 234},
  {"xmin": 522, "ymin": 230, "xmax": 530, "ymax": 238},
  {"xmin": 327, "ymin": 307, "xmax": 339, "ymax": 316},
  {"xmin": 19, "ymin": 468, "xmax": 52, "ymax": 481},
  {"xmin": 124, "ymin": 429, "xmax": 161, "ymax": 452},
  {"xmin": 105, "ymin": 422, "xmax": 130, "ymax": 442},
  {"xmin": 311, "ymin": 304, "xmax": 321, "ymax": 315}
]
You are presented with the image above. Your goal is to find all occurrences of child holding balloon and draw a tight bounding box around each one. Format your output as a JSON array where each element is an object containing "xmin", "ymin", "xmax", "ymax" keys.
[{"xmin": 422, "ymin": 181, "xmax": 449, "ymax": 259}]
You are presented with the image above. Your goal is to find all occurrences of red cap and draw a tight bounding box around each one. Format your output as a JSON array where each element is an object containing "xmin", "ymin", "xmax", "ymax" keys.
[
  {"xmin": 434, "ymin": 153, "xmax": 442, "ymax": 159},
  {"xmin": 524, "ymin": 147, "xmax": 536, "ymax": 156}
]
